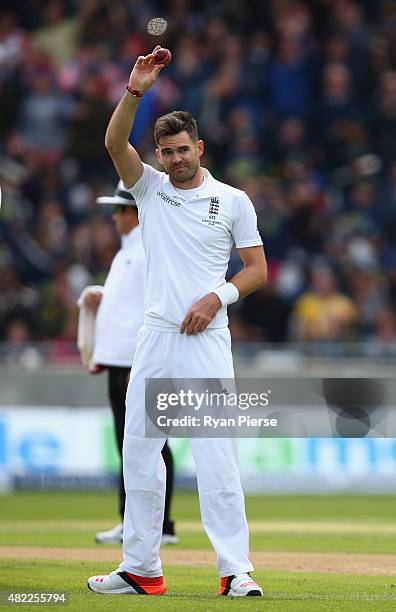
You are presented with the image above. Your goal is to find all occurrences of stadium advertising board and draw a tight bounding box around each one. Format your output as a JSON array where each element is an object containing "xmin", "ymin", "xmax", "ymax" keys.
[{"xmin": 1, "ymin": 408, "xmax": 396, "ymax": 492}]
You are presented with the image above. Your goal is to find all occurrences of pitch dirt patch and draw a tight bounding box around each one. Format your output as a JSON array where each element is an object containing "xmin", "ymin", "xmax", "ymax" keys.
[{"xmin": 0, "ymin": 546, "xmax": 395, "ymax": 576}]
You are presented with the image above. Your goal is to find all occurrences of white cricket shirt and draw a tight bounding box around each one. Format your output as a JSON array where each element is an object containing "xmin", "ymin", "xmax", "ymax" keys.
[
  {"xmin": 93, "ymin": 226, "xmax": 145, "ymax": 366},
  {"xmin": 126, "ymin": 164, "xmax": 262, "ymax": 330}
]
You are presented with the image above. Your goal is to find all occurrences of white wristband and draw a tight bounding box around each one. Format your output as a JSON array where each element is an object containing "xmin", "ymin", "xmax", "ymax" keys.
[{"xmin": 212, "ymin": 283, "xmax": 239, "ymax": 308}]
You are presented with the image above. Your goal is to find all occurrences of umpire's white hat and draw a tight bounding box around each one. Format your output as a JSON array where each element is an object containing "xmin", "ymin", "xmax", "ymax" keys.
[{"xmin": 96, "ymin": 180, "xmax": 137, "ymax": 207}]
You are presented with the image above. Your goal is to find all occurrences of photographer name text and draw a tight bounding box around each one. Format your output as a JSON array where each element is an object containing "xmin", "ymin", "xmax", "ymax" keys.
[{"xmin": 156, "ymin": 415, "xmax": 278, "ymax": 429}]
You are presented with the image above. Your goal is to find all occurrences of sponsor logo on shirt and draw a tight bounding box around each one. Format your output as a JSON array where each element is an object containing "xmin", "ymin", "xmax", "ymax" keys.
[{"xmin": 157, "ymin": 190, "xmax": 182, "ymax": 207}]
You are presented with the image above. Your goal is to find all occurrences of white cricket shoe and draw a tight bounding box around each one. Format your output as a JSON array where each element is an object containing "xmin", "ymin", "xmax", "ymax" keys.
[
  {"xmin": 161, "ymin": 533, "xmax": 179, "ymax": 545},
  {"xmin": 95, "ymin": 523, "xmax": 179, "ymax": 545},
  {"xmin": 87, "ymin": 570, "xmax": 166, "ymax": 595},
  {"xmin": 95, "ymin": 523, "xmax": 123, "ymax": 544},
  {"xmin": 218, "ymin": 573, "xmax": 263, "ymax": 597}
]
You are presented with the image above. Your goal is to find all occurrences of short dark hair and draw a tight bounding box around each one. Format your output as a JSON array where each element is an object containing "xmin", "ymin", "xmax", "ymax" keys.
[{"xmin": 154, "ymin": 111, "xmax": 199, "ymax": 146}]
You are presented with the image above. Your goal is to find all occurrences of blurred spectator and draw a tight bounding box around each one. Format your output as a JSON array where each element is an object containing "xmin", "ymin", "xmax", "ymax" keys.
[
  {"xmin": 332, "ymin": 0, "xmax": 371, "ymax": 50},
  {"xmin": 346, "ymin": 267, "xmax": 388, "ymax": 336},
  {"xmin": 365, "ymin": 308, "xmax": 396, "ymax": 356},
  {"xmin": 291, "ymin": 265, "xmax": 357, "ymax": 342},
  {"xmin": 3, "ymin": 319, "xmax": 43, "ymax": 368},
  {"xmin": 47, "ymin": 309, "xmax": 80, "ymax": 364},
  {"xmin": 268, "ymin": 36, "xmax": 313, "ymax": 119},
  {"xmin": 0, "ymin": 267, "xmax": 39, "ymax": 338},
  {"xmin": 37, "ymin": 267, "xmax": 76, "ymax": 339},
  {"xmin": 68, "ymin": 74, "xmax": 110, "ymax": 175},
  {"xmin": 17, "ymin": 72, "xmax": 74, "ymax": 158},
  {"xmin": 33, "ymin": 0, "xmax": 78, "ymax": 67},
  {"xmin": 374, "ymin": 70, "xmax": 396, "ymax": 168},
  {"xmin": 319, "ymin": 63, "xmax": 361, "ymax": 136}
]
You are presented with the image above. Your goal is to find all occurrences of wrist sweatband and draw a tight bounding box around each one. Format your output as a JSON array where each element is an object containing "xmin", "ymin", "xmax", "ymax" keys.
[{"xmin": 212, "ymin": 283, "xmax": 239, "ymax": 307}]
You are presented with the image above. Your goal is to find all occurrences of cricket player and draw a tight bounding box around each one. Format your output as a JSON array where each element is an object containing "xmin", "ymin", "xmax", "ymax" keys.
[
  {"xmin": 81, "ymin": 182, "xmax": 177, "ymax": 546},
  {"xmin": 88, "ymin": 46, "xmax": 267, "ymax": 597}
]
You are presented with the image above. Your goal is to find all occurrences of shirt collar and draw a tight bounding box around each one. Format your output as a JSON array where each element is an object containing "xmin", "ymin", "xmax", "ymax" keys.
[
  {"xmin": 161, "ymin": 167, "xmax": 219, "ymax": 201},
  {"xmin": 121, "ymin": 225, "xmax": 141, "ymax": 249}
]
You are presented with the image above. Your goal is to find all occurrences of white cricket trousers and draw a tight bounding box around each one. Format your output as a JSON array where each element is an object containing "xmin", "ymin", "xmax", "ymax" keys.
[{"xmin": 118, "ymin": 325, "xmax": 254, "ymax": 578}]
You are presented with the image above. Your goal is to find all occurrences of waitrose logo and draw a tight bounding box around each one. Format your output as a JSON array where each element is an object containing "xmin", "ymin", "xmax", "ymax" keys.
[{"xmin": 157, "ymin": 190, "xmax": 181, "ymax": 207}]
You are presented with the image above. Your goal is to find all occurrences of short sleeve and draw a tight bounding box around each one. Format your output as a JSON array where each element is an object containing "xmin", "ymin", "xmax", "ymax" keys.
[
  {"xmin": 232, "ymin": 192, "xmax": 263, "ymax": 248},
  {"xmin": 121, "ymin": 163, "xmax": 162, "ymax": 207}
]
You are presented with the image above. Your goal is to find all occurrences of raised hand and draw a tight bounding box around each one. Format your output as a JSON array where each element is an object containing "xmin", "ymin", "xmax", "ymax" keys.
[{"xmin": 128, "ymin": 46, "xmax": 165, "ymax": 94}]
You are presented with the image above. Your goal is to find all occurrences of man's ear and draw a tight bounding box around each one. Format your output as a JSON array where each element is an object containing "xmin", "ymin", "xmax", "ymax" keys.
[
  {"xmin": 197, "ymin": 139, "xmax": 204, "ymax": 158},
  {"xmin": 126, "ymin": 206, "xmax": 138, "ymax": 217}
]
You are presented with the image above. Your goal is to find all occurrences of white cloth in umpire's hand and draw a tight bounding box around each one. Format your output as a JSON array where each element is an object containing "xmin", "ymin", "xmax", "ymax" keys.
[{"xmin": 77, "ymin": 285, "xmax": 104, "ymax": 367}]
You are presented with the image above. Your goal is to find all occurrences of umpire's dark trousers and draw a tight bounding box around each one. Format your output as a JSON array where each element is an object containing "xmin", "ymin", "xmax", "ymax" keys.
[{"xmin": 107, "ymin": 366, "xmax": 175, "ymax": 534}]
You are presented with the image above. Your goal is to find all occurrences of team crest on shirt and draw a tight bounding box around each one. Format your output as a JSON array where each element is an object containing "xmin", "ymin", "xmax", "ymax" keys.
[
  {"xmin": 202, "ymin": 197, "xmax": 222, "ymax": 226},
  {"xmin": 209, "ymin": 197, "xmax": 219, "ymax": 215}
]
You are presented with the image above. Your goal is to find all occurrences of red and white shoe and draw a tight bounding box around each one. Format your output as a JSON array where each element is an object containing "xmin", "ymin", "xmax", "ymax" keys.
[
  {"xmin": 218, "ymin": 573, "xmax": 263, "ymax": 597},
  {"xmin": 87, "ymin": 570, "xmax": 166, "ymax": 595}
]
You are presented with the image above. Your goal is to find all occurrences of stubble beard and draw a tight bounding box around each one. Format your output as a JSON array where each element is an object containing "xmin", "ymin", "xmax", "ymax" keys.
[{"xmin": 169, "ymin": 161, "xmax": 200, "ymax": 184}]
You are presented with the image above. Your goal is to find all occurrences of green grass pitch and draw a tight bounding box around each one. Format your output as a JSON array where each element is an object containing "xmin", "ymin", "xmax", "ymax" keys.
[{"xmin": 0, "ymin": 491, "xmax": 396, "ymax": 610}]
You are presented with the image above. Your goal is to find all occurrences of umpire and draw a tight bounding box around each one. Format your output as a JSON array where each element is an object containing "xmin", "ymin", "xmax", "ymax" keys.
[{"xmin": 81, "ymin": 181, "xmax": 178, "ymax": 545}]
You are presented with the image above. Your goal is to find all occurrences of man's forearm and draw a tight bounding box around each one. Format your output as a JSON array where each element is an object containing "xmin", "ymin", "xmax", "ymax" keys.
[
  {"xmin": 228, "ymin": 264, "xmax": 267, "ymax": 299},
  {"xmin": 104, "ymin": 49, "xmax": 165, "ymax": 185},
  {"xmin": 105, "ymin": 92, "xmax": 141, "ymax": 154}
]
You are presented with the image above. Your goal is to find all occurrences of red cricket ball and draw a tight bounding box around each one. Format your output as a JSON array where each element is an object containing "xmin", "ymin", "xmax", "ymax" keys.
[{"xmin": 153, "ymin": 48, "xmax": 172, "ymax": 66}]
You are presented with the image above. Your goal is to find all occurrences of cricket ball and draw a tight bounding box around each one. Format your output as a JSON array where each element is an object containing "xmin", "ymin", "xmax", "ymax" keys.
[{"xmin": 153, "ymin": 47, "xmax": 172, "ymax": 66}]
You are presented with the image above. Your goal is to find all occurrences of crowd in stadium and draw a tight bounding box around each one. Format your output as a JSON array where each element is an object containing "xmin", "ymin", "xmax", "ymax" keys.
[{"xmin": 1, "ymin": 0, "xmax": 396, "ymax": 360}]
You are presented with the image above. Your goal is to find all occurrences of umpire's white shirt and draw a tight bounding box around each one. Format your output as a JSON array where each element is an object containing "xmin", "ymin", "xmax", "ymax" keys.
[
  {"xmin": 125, "ymin": 165, "xmax": 262, "ymax": 330},
  {"xmin": 93, "ymin": 226, "xmax": 145, "ymax": 366}
]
